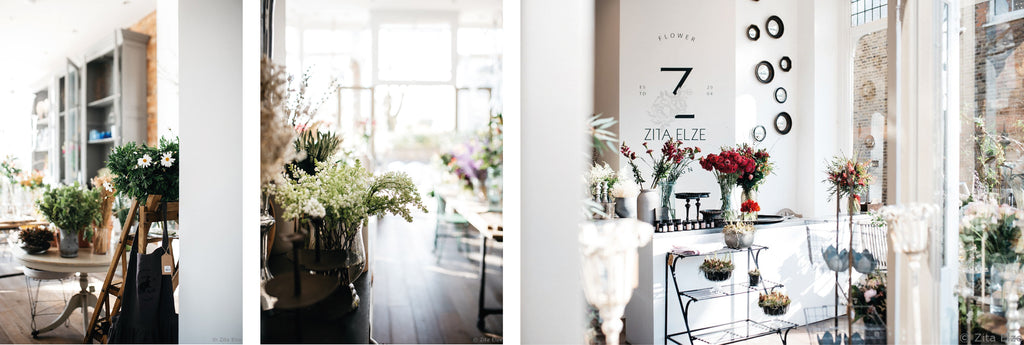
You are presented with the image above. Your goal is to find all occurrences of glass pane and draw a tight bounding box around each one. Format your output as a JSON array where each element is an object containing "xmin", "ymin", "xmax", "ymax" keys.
[
  {"xmin": 377, "ymin": 24, "xmax": 452, "ymax": 82},
  {"xmin": 457, "ymin": 28, "xmax": 503, "ymax": 56},
  {"xmin": 852, "ymin": 29, "xmax": 889, "ymax": 204}
]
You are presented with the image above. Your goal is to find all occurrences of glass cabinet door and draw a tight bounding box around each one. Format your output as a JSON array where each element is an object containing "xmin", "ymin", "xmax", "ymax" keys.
[{"xmin": 65, "ymin": 58, "xmax": 82, "ymax": 184}]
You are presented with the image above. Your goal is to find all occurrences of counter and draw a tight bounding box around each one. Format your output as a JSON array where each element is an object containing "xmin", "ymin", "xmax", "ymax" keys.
[{"xmin": 625, "ymin": 215, "xmax": 871, "ymax": 345}]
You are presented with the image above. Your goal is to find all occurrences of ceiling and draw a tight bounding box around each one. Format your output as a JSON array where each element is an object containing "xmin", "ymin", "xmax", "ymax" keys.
[
  {"xmin": 0, "ymin": 0, "xmax": 156, "ymax": 95},
  {"xmin": 287, "ymin": 0, "xmax": 502, "ymax": 28}
]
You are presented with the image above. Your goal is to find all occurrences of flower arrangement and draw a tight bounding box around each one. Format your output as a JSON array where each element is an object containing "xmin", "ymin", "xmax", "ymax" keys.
[
  {"xmin": 700, "ymin": 147, "xmax": 755, "ymax": 214},
  {"xmin": 261, "ymin": 56, "xmax": 298, "ymax": 186},
  {"xmin": 19, "ymin": 226, "xmax": 53, "ymax": 248},
  {"xmin": 106, "ymin": 137, "xmax": 179, "ymax": 202},
  {"xmin": 735, "ymin": 144, "xmax": 774, "ymax": 195},
  {"xmin": 699, "ymin": 255, "xmax": 735, "ymax": 281},
  {"xmin": 36, "ymin": 183, "xmax": 101, "ymax": 238},
  {"xmin": 824, "ymin": 153, "xmax": 872, "ymax": 201},
  {"xmin": 620, "ymin": 139, "xmax": 701, "ymax": 190},
  {"xmin": 1, "ymin": 156, "xmax": 22, "ymax": 185},
  {"xmin": 90, "ymin": 170, "xmax": 117, "ymax": 253},
  {"xmin": 272, "ymin": 160, "xmax": 427, "ymax": 250},
  {"xmin": 610, "ymin": 175, "xmax": 641, "ymax": 199},
  {"xmin": 740, "ymin": 199, "xmax": 760, "ymax": 219},
  {"xmin": 758, "ymin": 291, "xmax": 791, "ymax": 315},
  {"xmin": 585, "ymin": 162, "xmax": 617, "ymax": 196},
  {"xmin": 288, "ymin": 129, "xmax": 342, "ymax": 180},
  {"xmin": 440, "ymin": 138, "xmax": 487, "ymax": 191},
  {"xmin": 19, "ymin": 170, "xmax": 46, "ymax": 190},
  {"xmin": 476, "ymin": 114, "xmax": 503, "ymax": 173},
  {"xmin": 850, "ymin": 270, "xmax": 887, "ymax": 325},
  {"xmin": 960, "ymin": 200, "xmax": 1024, "ymax": 264}
]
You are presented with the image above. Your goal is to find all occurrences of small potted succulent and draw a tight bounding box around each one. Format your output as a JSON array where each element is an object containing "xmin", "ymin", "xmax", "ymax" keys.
[
  {"xmin": 722, "ymin": 220, "xmax": 755, "ymax": 249},
  {"xmin": 36, "ymin": 183, "xmax": 101, "ymax": 258},
  {"xmin": 18, "ymin": 226, "xmax": 53, "ymax": 254},
  {"xmin": 748, "ymin": 269, "xmax": 761, "ymax": 287},
  {"xmin": 699, "ymin": 255, "xmax": 734, "ymax": 282},
  {"xmin": 758, "ymin": 291, "xmax": 791, "ymax": 316}
]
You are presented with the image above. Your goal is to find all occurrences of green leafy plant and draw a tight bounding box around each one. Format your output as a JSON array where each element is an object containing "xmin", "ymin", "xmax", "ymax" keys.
[
  {"xmin": 36, "ymin": 183, "xmax": 101, "ymax": 237},
  {"xmin": 19, "ymin": 226, "xmax": 54, "ymax": 247},
  {"xmin": 0, "ymin": 155, "xmax": 22, "ymax": 185},
  {"xmin": 106, "ymin": 137, "xmax": 179, "ymax": 202},
  {"xmin": 288, "ymin": 129, "xmax": 342, "ymax": 180}
]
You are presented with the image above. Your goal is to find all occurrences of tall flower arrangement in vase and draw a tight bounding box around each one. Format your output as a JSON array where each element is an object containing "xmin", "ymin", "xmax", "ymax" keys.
[
  {"xmin": 620, "ymin": 140, "xmax": 700, "ymax": 221},
  {"xmin": 735, "ymin": 144, "xmax": 773, "ymax": 208},
  {"xmin": 824, "ymin": 154, "xmax": 872, "ymax": 214},
  {"xmin": 699, "ymin": 147, "xmax": 755, "ymax": 217}
]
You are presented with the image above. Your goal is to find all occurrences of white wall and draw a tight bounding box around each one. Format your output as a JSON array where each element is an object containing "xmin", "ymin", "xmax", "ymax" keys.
[
  {"xmin": 178, "ymin": 0, "xmax": 248, "ymax": 342},
  {"xmin": 619, "ymin": 0, "xmax": 736, "ymax": 207},
  {"xmin": 157, "ymin": 0, "xmax": 180, "ymax": 137},
  {"xmin": 0, "ymin": 92, "xmax": 35, "ymax": 171}
]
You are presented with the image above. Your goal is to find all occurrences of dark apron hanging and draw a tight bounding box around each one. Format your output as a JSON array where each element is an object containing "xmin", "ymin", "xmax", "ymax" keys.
[{"xmin": 108, "ymin": 201, "xmax": 179, "ymax": 343}]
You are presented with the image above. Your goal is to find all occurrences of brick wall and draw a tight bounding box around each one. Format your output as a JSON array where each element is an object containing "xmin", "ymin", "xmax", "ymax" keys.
[
  {"xmin": 852, "ymin": 29, "xmax": 888, "ymax": 203},
  {"xmin": 128, "ymin": 11, "xmax": 157, "ymax": 145}
]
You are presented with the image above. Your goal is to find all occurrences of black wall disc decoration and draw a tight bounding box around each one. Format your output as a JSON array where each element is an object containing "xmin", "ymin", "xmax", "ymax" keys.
[
  {"xmin": 755, "ymin": 61, "xmax": 774, "ymax": 84},
  {"xmin": 747, "ymin": 25, "xmax": 760, "ymax": 41},
  {"xmin": 752, "ymin": 125, "xmax": 767, "ymax": 142},
  {"xmin": 774, "ymin": 112, "xmax": 792, "ymax": 135},
  {"xmin": 779, "ymin": 56, "xmax": 792, "ymax": 71},
  {"xmin": 766, "ymin": 15, "xmax": 784, "ymax": 39},
  {"xmin": 775, "ymin": 87, "xmax": 787, "ymax": 104}
]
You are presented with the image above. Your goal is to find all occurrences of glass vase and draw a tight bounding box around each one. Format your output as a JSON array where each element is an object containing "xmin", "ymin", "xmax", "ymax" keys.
[
  {"xmin": 486, "ymin": 167, "xmax": 502, "ymax": 211},
  {"xmin": 719, "ymin": 181, "xmax": 734, "ymax": 216},
  {"xmin": 741, "ymin": 187, "xmax": 757, "ymax": 219},
  {"xmin": 658, "ymin": 179, "xmax": 676, "ymax": 221}
]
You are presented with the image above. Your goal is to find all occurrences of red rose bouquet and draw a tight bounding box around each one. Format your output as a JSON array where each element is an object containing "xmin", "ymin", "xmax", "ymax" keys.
[
  {"xmin": 700, "ymin": 147, "xmax": 756, "ymax": 214},
  {"xmin": 736, "ymin": 144, "xmax": 774, "ymax": 200}
]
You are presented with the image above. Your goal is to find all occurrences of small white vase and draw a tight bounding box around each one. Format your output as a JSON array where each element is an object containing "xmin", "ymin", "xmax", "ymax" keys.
[{"xmin": 637, "ymin": 189, "xmax": 659, "ymax": 224}]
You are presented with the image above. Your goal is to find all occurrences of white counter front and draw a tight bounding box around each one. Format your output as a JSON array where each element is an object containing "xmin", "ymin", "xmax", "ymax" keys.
[{"xmin": 625, "ymin": 217, "xmax": 870, "ymax": 345}]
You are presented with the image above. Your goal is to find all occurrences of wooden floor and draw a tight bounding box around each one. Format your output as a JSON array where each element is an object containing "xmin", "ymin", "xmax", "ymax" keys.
[
  {"xmin": 0, "ymin": 241, "xmax": 103, "ymax": 344},
  {"xmin": 372, "ymin": 213, "xmax": 503, "ymax": 344}
]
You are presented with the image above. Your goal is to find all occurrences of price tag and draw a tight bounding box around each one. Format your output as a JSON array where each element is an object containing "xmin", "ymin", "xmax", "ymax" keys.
[{"xmin": 161, "ymin": 253, "xmax": 173, "ymax": 276}]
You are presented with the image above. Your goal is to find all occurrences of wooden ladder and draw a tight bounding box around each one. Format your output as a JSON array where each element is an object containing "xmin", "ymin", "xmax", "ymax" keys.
[{"xmin": 84, "ymin": 195, "xmax": 179, "ymax": 344}]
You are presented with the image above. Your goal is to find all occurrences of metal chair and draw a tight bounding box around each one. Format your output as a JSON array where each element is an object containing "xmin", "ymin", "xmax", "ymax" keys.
[{"xmin": 434, "ymin": 194, "xmax": 470, "ymax": 263}]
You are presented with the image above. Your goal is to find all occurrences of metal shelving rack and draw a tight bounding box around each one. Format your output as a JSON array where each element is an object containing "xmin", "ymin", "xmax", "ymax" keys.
[{"xmin": 665, "ymin": 245, "xmax": 797, "ymax": 345}]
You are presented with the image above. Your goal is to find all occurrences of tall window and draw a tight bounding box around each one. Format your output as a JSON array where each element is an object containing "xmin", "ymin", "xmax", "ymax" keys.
[{"xmin": 851, "ymin": 0, "xmax": 888, "ymax": 26}]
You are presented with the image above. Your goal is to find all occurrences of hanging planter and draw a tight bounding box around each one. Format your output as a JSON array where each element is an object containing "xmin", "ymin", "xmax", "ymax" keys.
[
  {"xmin": 758, "ymin": 291, "xmax": 791, "ymax": 316},
  {"xmin": 699, "ymin": 255, "xmax": 734, "ymax": 282},
  {"xmin": 748, "ymin": 269, "xmax": 761, "ymax": 287}
]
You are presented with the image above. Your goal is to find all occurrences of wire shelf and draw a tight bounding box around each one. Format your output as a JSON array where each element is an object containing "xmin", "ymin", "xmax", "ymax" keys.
[
  {"xmin": 684, "ymin": 319, "xmax": 798, "ymax": 345},
  {"xmin": 679, "ymin": 279, "xmax": 783, "ymax": 301}
]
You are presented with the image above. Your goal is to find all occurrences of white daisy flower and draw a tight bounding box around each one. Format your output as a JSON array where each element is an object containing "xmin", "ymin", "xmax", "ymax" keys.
[
  {"xmin": 103, "ymin": 181, "xmax": 114, "ymax": 193},
  {"xmin": 160, "ymin": 152, "xmax": 175, "ymax": 167},
  {"xmin": 137, "ymin": 154, "xmax": 153, "ymax": 168}
]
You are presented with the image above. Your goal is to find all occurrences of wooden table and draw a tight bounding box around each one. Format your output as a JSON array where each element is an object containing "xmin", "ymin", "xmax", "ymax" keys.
[
  {"xmin": 14, "ymin": 247, "xmax": 112, "ymax": 338},
  {"xmin": 436, "ymin": 190, "xmax": 503, "ymax": 335},
  {"xmin": 0, "ymin": 219, "xmax": 47, "ymax": 230}
]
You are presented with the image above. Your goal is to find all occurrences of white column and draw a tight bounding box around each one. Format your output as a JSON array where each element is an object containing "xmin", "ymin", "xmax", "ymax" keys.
[
  {"xmin": 517, "ymin": 0, "xmax": 592, "ymax": 342},
  {"xmin": 156, "ymin": 0, "xmax": 179, "ymax": 137},
  {"xmin": 178, "ymin": 0, "xmax": 250, "ymax": 342}
]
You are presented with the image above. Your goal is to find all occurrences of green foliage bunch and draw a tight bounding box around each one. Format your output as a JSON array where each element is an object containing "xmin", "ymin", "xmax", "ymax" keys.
[
  {"xmin": 36, "ymin": 183, "xmax": 101, "ymax": 236},
  {"xmin": 19, "ymin": 226, "xmax": 54, "ymax": 247},
  {"xmin": 106, "ymin": 137, "xmax": 179, "ymax": 202},
  {"xmin": 288, "ymin": 129, "xmax": 342, "ymax": 180},
  {"xmin": 273, "ymin": 160, "xmax": 426, "ymax": 249}
]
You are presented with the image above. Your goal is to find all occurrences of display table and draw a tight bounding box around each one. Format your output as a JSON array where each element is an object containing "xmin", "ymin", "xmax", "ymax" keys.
[
  {"xmin": 0, "ymin": 219, "xmax": 47, "ymax": 230},
  {"xmin": 625, "ymin": 215, "xmax": 871, "ymax": 345},
  {"xmin": 436, "ymin": 190, "xmax": 503, "ymax": 335},
  {"xmin": 14, "ymin": 247, "xmax": 111, "ymax": 338}
]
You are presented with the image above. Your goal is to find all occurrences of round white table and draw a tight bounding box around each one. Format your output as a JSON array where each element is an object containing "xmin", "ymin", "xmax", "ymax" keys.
[{"xmin": 14, "ymin": 246, "xmax": 111, "ymax": 338}]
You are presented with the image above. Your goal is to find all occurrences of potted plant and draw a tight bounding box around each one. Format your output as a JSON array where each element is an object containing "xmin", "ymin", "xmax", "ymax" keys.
[
  {"xmin": 36, "ymin": 183, "xmax": 101, "ymax": 258},
  {"xmin": 620, "ymin": 140, "xmax": 701, "ymax": 223},
  {"xmin": 758, "ymin": 291, "xmax": 791, "ymax": 316},
  {"xmin": 748, "ymin": 269, "xmax": 761, "ymax": 287},
  {"xmin": 851, "ymin": 270, "xmax": 887, "ymax": 329},
  {"xmin": 18, "ymin": 226, "xmax": 53, "ymax": 254},
  {"xmin": 699, "ymin": 255, "xmax": 734, "ymax": 282},
  {"xmin": 611, "ymin": 176, "xmax": 641, "ymax": 219},
  {"xmin": 106, "ymin": 137, "xmax": 180, "ymax": 203},
  {"xmin": 722, "ymin": 220, "xmax": 755, "ymax": 249}
]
